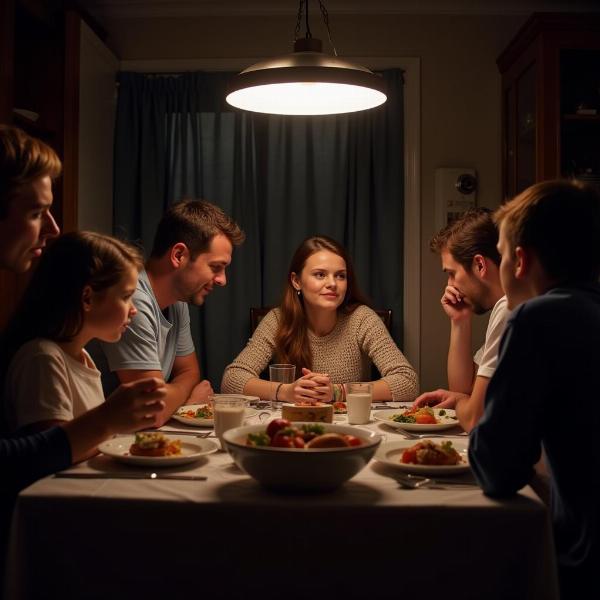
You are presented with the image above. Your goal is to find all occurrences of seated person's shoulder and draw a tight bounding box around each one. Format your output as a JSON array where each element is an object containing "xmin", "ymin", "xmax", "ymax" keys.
[
  {"xmin": 131, "ymin": 284, "xmax": 157, "ymax": 312},
  {"xmin": 348, "ymin": 304, "xmax": 379, "ymax": 324},
  {"xmin": 12, "ymin": 338, "xmax": 64, "ymax": 362},
  {"xmin": 254, "ymin": 307, "xmax": 280, "ymax": 332}
]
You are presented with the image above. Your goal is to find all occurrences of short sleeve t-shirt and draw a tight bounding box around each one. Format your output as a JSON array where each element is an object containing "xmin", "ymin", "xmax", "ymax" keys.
[
  {"xmin": 92, "ymin": 270, "xmax": 195, "ymax": 394},
  {"xmin": 473, "ymin": 296, "xmax": 510, "ymax": 379},
  {"xmin": 5, "ymin": 338, "xmax": 103, "ymax": 430}
]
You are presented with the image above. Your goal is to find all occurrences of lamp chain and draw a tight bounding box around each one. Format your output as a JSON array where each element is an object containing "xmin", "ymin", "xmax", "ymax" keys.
[
  {"xmin": 318, "ymin": 0, "xmax": 338, "ymax": 56},
  {"xmin": 294, "ymin": 0, "xmax": 305, "ymax": 41},
  {"xmin": 294, "ymin": 0, "xmax": 337, "ymax": 54}
]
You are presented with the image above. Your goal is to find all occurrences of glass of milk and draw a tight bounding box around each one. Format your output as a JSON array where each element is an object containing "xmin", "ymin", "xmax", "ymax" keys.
[
  {"xmin": 213, "ymin": 395, "xmax": 246, "ymax": 450},
  {"xmin": 346, "ymin": 382, "xmax": 373, "ymax": 425}
]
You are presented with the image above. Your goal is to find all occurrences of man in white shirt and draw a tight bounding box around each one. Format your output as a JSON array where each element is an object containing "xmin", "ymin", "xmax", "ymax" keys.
[{"xmin": 414, "ymin": 208, "xmax": 508, "ymax": 431}]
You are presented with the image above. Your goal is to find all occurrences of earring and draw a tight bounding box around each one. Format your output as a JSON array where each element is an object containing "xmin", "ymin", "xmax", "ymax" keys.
[{"xmin": 296, "ymin": 289, "xmax": 301, "ymax": 296}]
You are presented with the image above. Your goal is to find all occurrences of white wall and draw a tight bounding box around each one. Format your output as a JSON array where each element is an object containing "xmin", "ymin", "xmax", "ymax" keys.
[{"xmin": 78, "ymin": 20, "xmax": 119, "ymax": 234}]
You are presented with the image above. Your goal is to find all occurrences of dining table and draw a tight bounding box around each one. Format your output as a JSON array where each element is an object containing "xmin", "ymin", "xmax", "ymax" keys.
[{"xmin": 3, "ymin": 403, "xmax": 558, "ymax": 600}]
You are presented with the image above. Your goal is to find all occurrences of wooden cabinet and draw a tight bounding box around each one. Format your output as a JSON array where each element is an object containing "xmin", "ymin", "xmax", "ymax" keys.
[{"xmin": 498, "ymin": 13, "xmax": 600, "ymax": 200}]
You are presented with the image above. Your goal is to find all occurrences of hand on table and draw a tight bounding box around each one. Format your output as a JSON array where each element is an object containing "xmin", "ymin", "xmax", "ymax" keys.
[
  {"xmin": 186, "ymin": 379, "xmax": 214, "ymax": 405},
  {"xmin": 412, "ymin": 388, "xmax": 467, "ymax": 410},
  {"xmin": 282, "ymin": 368, "xmax": 333, "ymax": 404}
]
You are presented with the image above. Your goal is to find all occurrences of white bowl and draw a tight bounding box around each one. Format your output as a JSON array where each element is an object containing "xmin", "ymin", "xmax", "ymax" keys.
[{"xmin": 223, "ymin": 422, "xmax": 382, "ymax": 492}]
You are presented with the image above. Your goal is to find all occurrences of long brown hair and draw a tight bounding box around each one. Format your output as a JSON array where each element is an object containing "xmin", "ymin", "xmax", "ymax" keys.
[
  {"xmin": 2, "ymin": 231, "xmax": 143, "ymax": 362},
  {"xmin": 274, "ymin": 236, "xmax": 370, "ymax": 373}
]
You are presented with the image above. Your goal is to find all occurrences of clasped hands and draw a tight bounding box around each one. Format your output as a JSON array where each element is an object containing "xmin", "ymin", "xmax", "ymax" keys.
[{"xmin": 280, "ymin": 367, "xmax": 335, "ymax": 405}]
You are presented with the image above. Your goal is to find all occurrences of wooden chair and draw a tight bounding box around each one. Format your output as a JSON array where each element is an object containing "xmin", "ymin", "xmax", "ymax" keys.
[
  {"xmin": 250, "ymin": 307, "xmax": 392, "ymax": 334},
  {"xmin": 250, "ymin": 307, "xmax": 272, "ymax": 334}
]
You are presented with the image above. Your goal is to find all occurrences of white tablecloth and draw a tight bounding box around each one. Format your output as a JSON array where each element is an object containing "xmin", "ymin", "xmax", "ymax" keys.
[{"xmin": 4, "ymin": 408, "xmax": 559, "ymax": 600}]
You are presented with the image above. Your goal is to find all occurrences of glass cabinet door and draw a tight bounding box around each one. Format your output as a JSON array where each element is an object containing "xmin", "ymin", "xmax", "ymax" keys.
[{"xmin": 515, "ymin": 62, "xmax": 536, "ymax": 194}]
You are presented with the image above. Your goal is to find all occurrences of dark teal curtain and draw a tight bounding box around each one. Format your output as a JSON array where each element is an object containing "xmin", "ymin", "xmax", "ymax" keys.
[{"xmin": 114, "ymin": 70, "xmax": 404, "ymax": 389}]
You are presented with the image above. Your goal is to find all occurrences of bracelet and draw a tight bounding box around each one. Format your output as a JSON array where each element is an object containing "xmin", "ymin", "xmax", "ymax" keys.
[{"xmin": 274, "ymin": 383, "xmax": 284, "ymax": 401}]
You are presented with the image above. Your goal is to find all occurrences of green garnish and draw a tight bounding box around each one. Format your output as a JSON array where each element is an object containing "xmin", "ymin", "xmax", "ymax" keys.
[
  {"xmin": 246, "ymin": 432, "xmax": 271, "ymax": 447},
  {"xmin": 301, "ymin": 423, "xmax": 325, "ymax": 435},
  {"xmin": 391, "ymin": 414, "xmax": 416, "ymax": 423},
  {"xmin": 438, "ymin": 409, "xmax": 446, "ymax": 416},
  {"xmin": 441, "ymin": 441, "xmax": 455, "ymax": 453}
]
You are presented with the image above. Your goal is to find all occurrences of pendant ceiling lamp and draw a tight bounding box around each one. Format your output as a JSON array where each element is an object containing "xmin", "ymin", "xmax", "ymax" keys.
[{"xmin": 226, "ymin": 0, "xmax": 387, "ymax": 116}]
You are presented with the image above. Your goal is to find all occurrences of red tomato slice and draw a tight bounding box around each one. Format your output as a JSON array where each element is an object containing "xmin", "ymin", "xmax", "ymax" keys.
[
  {"xmin": 415, "ymin": 413, "xmax": 437, "ymax": 425},
  {"xmin": 271, "ymin": 433, "xmax": 305, "ymax": 448},
  {"xmin": 266, "ymin": 418, "xmax": 291, "ymax": 439},
  {"xmin": 401, "ymin": 449, "xmax": 418, "ymax": 464},
  {"xmin": 343, "ymin": 434, "xmax": 362, "ymax": 447}
]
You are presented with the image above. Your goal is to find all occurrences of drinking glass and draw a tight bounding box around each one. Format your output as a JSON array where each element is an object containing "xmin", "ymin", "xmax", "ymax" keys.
[
  {"xmin": 346, "ymin": 382, "xmax": 373, "ymax": 424},
  {"xmin": 212, "ymin": 395, "xmax": 246, "ymax": 450},
  {"xmin": 269, "ymin": 364, "xmax": 296, "ymax": 410}
]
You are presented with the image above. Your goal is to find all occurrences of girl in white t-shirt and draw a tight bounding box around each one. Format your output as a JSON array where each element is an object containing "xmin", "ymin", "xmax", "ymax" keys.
[{"xmin": 2, "ymin": 231, "xmax": 144, "ymax": 434}]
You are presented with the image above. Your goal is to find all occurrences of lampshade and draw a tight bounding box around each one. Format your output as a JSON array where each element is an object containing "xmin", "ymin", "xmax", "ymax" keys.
[{"xmin": 226, "ymin": 38, "xmax": 387, "ymax": 116}]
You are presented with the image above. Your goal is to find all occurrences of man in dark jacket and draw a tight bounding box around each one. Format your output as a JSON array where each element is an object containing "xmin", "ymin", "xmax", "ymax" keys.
[{"xmin": 469, "ymin": 179, "xmax": 600, "ymax": 600}]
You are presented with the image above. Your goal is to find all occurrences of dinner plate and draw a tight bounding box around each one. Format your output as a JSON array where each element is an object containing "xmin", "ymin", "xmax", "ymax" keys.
[
  {"xmin": 172, "ymin": 404, "xmax": 258, "ymax": 427},
  {"xmin": 375, "ymin": 438, "xmax": 470, "ymax": 475},
  {"xmin": 99, "ymin": 435, "xmax": 218, "ymax": 467},
  {"xmin": 373, "ymin": 408, "xmax": 460, "ymax": 431}
]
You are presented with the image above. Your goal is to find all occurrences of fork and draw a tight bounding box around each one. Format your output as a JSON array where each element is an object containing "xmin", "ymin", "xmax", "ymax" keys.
[
  {"xmin": 153, "ymin": 430, "xmax": 214, "ymax": 438},
  {"xmin": 395, "ymin": 474, "xmax": 479, "ymax": 490},
  {"xmin": 396, "ymin": 474, "xmax": 432, "ymax": 488},
  {"xmin": 395, "ymin": 429, "xmax": 466, "ymax": 440}
]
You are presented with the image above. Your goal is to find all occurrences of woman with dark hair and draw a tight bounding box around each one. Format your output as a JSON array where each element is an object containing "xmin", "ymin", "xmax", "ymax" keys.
[
  {"xmin": 222, "ymin": 236, "xmax": 418, "ymax": 403},
  {"xmin": 3, "ymin": 231, "xmax": 154, "ymax": 437}
]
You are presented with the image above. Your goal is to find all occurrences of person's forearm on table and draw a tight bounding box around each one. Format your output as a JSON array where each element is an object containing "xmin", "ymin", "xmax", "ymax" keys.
[
  {"xmin": 156, "ymin": 372, "xmax": 199, "ymax": 424},
  {"xmin": 447, "ymin": 319, "xmax": 476, "ymax": 393},
  {"xmin": 243, "ymin": 378, "xmax": 275, "ymax": 401},
  {"xmin": 454, "ymin": 376, "xmax": 489, "ymax": 432}
]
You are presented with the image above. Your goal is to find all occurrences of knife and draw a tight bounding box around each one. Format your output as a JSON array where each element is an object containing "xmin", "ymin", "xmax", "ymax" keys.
[
  {"xmin": 143, "ymin": 429, "xmax": 215, "ymax": 437},
  {"xmin": 55, "ymin": 472, "xmax": 207, "ymax": 481}
]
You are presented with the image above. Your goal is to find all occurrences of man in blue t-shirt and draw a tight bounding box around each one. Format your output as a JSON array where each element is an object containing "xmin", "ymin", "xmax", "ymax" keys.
[
  {"xmin": 469, "ymin": 179, "xmax": 600, "ymax": 600},
  {"xmin": 92, "ymin": 200, "xmax": 245, "ymax": 425}
]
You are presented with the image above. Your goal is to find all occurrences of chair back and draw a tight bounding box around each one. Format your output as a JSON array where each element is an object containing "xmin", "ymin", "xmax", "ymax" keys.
[{"xmin": 250, "ymin": 307, "xmax": 272, "ymax": 334}]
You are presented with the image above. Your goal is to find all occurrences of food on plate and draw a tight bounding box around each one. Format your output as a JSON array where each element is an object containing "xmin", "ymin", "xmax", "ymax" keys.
[
  {"xmin": 333, "ymin": 401, "xmax": 347, "ymax": 414},
  {"xmin": 176, "ymin": 404, "xmax": 213, "ymax": 420},
  {"xmin": 129, "ymin": 432, "xmax": 182, "ymax": 457},
  {"xmin": 245, "ymin": 419, "xmax": 363, "ymax": 449},
  {"xmin": 306, "ymin": 433, "xmax": 349, "ymax": 448},
  {"xmin": 266, "ymin": 418, "xmax": 292, "ymax": 438},
  {"xmin": 400, "ymin": 440, "xmax": 462, "ymax": 466},
  {"xmin": 389, "ymin": 406, "xmax": 456, "ymax": 425}
]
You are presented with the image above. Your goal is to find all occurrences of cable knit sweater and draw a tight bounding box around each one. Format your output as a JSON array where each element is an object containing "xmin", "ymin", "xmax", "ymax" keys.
[{"xmin": 221, "ymin": 305, "xmax": 418, "ymax": 401}]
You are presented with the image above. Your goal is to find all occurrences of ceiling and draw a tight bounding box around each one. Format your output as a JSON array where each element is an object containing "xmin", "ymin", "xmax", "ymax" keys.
[{"xmin": 77, "ymin": 0, "xmax": 600, "ymax": 20}]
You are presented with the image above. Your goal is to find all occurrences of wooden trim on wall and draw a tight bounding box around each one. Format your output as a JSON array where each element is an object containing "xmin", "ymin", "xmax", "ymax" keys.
[
  {"xmin": 62, "ymin": 9, "xmax": 81, "ymax": 233},
  {"xmin": 0, "ymin": 0, "xmax": 15, "ymax": 122}
]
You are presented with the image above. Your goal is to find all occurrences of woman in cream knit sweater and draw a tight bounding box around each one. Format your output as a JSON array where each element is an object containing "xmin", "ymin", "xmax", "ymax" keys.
[{"xmin": 221, "ymin": 236, "xmax": 418, "ymax": 403}]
